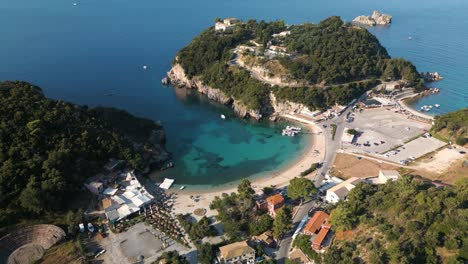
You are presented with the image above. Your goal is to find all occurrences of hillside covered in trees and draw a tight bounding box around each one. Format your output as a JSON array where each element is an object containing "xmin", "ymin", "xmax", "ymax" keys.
[
  {"xmin": 326, "ymin": 176, "xmax": 467, "ymax": 264},
  {"xmin": 172, "ymin": 16, "xmax": 422, "ymax": 113},
  {"xmin": 432, "ymin": 108, "xmax": 468, "ymax": 146},
  {"xmin": 0, "ymin": 81, "xmax": 168, "ymax": 227}
]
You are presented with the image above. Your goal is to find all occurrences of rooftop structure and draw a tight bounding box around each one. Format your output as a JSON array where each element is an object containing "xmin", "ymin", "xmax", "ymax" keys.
[
  {"xmin": 215, "ymin": 18, "xmax": 240, "ymax": 32},
  {"xmin": 378, "ymin": 170, "xmax": 400, "ymax": 183},
  {"xmin": 312, "ymin": 225, "xmax": 331, "ymax": 251},
  {"xmin": 303, "ymin": 211, "xmax": 330, "ymax": 236},
  {"xmin": 103, "ymin": 171, "xmax": 154, "ymax": 223},
  {"xmin": 85, "ymin": 181, "xmax": 103, "ymax": 195},
  {"xmin": 325, "ymin": 177, "xmax": 362, "ymax": 204},
  {"xmin": 217, "ymin": 240, "xmax": 255, "ymax": 264},
  {"xmin": 265, "ymin": 193, "xmax": 285, "ymax": 217}
]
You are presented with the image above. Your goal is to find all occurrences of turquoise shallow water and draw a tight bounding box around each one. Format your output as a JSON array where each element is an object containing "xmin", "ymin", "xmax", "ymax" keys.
[{"xmin": 1, "ymin": 0, "xmax": 467, "ymax": 186}]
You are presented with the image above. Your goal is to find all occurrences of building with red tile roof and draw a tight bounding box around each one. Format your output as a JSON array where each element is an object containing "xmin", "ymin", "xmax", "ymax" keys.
[
  {"xmin": 266, "ymin": 193, "xmax": 285, "ymax": 217},
  {"xmin": 303, "ymin": 211, "xmax": 330, "ymax": 236}
]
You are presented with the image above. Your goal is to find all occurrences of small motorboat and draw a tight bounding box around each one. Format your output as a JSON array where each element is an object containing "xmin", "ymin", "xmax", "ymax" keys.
[
  {"xmin": 220, "ymin": 114, "xmax": 226, "ymax": 119},
  {"xmin": 73, "ymin": 2, "xmax": 78, "ymax": 6},
  {"xmin": 408, "ymin": 36, "xmax": 413, "ymax": 40},
  {"xmin": 142, "ymin": 65, "xmax": 148, "ymax": 70},
  {"xmin": 87, "ymin": 223, "xmax": 95, "ymax": 233},
  {"xmin": 180, "ymin": 186, "xmax": 185, "ymax": 190},
  {"xmin": 434, "ymin": 104, "xmax": 440, "ymax": 108}
]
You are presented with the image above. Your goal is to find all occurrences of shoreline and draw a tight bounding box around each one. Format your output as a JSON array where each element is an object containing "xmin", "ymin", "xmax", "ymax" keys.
[
  {"xmin": 167, "ymin": 118, "xmax": 325, "ymax": 218},
  {"xmin": 398, "ymin": 94, "xmax": 435, "ymax": 121}
]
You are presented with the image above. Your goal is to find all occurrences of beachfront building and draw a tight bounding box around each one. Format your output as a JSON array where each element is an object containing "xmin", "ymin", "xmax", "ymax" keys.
[
  {"xmin": 217, "ymin": 240, "xmax": 255, "ymax": 264},
  {"xmin": 215, "ymin": 18, "xmax": 240, "ymax": 31},
  {"xmin": 103, "ymin": 171, "xmax": 154, "ymax": 223},
  {"xmin": 325, "ymin": 177, "xmax": 362, "ymax": 204},
  {"xmin": 266, "ymin": 193, "xmax": 285, "ymax": 217}
]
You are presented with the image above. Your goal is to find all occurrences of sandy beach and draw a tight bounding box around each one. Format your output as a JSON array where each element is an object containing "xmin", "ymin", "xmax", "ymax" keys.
[
  {"xmin": 398, "ymin": 94, "xmax": 435, "ymax": 121},
  {"xmin": 168, "ymin": 120, "xmax": 325, "ymax": 219}
]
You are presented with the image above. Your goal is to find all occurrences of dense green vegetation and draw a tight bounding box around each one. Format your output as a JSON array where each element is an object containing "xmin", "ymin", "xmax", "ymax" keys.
[
  {"xmin": 281, "ymin": 17, "xmax": 421, "ymax": 86},
  {"xmin": 175, "ymin": 17, "xmax": 421, "ymax": 113},
  {"xmin": 300, "ymin": 162, "xmax": 321, "ymax": 176},
  {"xmin": 210, "ymin": 179, "xmax": 273, "ymax": 239},
  {"xmin": 293, "ymin": 234, "xmax": 320, "ymax": 262},
  {"xmin": 271, "ymin": 79, "xmax": 379, "ymax": 111},
  {"xmin": 272, "ymin": 207, "xmax": 292, "ymax": 239},
  {"xmin": 432, "ymin": 108, "xmax": 468, "ymax": 145},
  {"xmin": 287, "ymin": 177, "xmax": 317, "ymax": 201},
  {"xmin": 176, "ymin": 214, "xmax": 217, "ymax": 242},
  {"xmin": 326, "ymin": 176, "xmax": 467, "ymax": 264},
  {"xmin": 155, "ymin": 251, "xmax": 189, "ymax": 264},
  {"xmin": 0, "ymin": 81, "xmax": 166, "ymax": 228}
]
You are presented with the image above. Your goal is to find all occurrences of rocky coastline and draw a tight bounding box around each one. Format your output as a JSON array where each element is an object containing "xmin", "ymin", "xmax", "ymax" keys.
[
  {"xmin": 421, "ymin": 72, "xmax": 443, "ymax": 82},
  {"xmin": 353, "ymin": 10, "xmax": 392, "ymax": 26},
  {"xmin": 164, "ymin": 64, "xmax": 309, "ymax": 120}
]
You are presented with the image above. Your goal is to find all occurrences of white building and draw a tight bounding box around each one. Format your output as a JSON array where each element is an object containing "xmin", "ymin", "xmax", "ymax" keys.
[
  {"xmin": 215, "ymin": 18, "xmax": 240, "ymax": 31},
  {"xmin": 378, "ymin": 170, "xmax": 400, "ymax": 183},
  {"xmin": 325, "ymin": 177, "xmax": 362, "ymax": 204}
]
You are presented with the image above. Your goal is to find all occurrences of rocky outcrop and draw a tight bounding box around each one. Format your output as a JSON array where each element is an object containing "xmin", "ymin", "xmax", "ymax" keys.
[
  {"xmin": 353, "ymin": 10, "xmax": 392, "ymax": 26},
  {"xmin": 166, "ymin": 63, "xmax": 263, "ymax": 119},
  {"xmin": 269, "ymin": 92, "xmax": 310, "ymax": 115},
  {"xmin": 421, "ymin": 72, "xmax": 443, "ymax": 82}
]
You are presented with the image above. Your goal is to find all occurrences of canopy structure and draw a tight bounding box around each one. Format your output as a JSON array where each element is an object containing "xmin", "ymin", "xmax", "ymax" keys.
[{"xmin": 159, "ymin": 178, "xmax": 175, "ymax": 190}]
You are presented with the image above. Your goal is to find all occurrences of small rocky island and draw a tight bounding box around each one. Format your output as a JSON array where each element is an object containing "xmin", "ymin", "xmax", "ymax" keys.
[{"xmin": 353, "ymin": 10, "xmax": 392, "ymax": 26}]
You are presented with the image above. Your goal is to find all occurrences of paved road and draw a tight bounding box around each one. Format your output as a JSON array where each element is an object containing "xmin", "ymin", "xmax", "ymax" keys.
[
  {"xmin": 274, "ymin": 93, "xmax": 369, "ymax": 263},
  {"xmin": 275, "ymin": 200, "xmax": 317, "ymax": 263}
]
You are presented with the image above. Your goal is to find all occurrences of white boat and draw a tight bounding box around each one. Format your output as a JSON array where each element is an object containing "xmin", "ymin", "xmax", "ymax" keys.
[
  {"xmin": 434, "ymin": 104, "xmax": 440, "ymax": 108},
  {"xmin": 180, "ymin": 186, "xmax": 185, "ymax": 190},
  {"xmin": 142, "ymin": 65, "xmax": 148, "ymax": 70},
  {"xmin": 87, "ymin": 223, "xmax": 95, "ymax": 233},
  {"xmin": 408, "ymin": 36, "xmax": 413, "ymax": 40},
  {"xmin": 73, "ymin": 2, "xmax": 77, "ymax": 6},
  {"xmin": 220, "ymin": 114, "xmax": 226, "ymax": 119}
]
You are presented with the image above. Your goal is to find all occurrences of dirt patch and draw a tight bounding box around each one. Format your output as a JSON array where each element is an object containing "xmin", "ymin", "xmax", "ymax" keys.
[
  {"xmin": 412, "ymin": 158, "xmax": 468, "ymax": 184},
  {"xmin": 332, "ymin": 153, "xmax": 400, "ymax": 179},
  {"xmin": 334, "ymin": 230, "xmax": 355, "ymax": 242}
]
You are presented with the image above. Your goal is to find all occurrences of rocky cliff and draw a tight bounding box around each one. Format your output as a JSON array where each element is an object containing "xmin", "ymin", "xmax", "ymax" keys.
[
  {"xmin": 166, "ymin": 64, "xmax": 263, "ymax": 119},
  {"xmin": 269, "ymin": 92, "xmax": 310, "ymax": 116},
  {"xmin": 353, "ymin": 10, "xmax": 392, "ymax": 26}
]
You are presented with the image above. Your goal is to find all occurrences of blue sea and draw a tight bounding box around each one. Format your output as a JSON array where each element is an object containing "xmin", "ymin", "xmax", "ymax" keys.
[{"xmin": 1, "ymin": 0, "xmax": 467, "ymax": 186}]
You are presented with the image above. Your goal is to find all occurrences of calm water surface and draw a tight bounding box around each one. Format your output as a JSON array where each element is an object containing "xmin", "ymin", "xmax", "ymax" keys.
[{"xmin": 1, "ymin": 0, "xmax": 467, "ymax": 186}]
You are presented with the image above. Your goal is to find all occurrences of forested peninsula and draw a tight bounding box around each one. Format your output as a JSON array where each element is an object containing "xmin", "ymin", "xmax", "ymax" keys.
[
  {"xmin": 166, "ymin": 16, "xmax": 422, "ymax": 119},
  {"xmin": 0, "ymin": 81, "xmax": 169, "ymax": 228}
]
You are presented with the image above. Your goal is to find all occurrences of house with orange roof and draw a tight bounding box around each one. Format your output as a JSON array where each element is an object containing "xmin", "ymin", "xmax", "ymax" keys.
[
  {"xmin": 265, "ymin": 193, "xmax": 285, "ymax": 217},
  {"xmin": 303, "ymin": 211, "xmax": 330, "ymax": 236},
  {"xmin": 303, "ymin": 211, "xmax": 332, "ymax": 252}
]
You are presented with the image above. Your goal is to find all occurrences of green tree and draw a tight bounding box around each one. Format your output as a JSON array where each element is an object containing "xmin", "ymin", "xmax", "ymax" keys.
[
  {"xmin": 197, "ymin": 243, "xmax": 214, "ymax": 264},
  {"xmin": 156, "ymin": 251, "xmax": 189, "ymax": 264},
  {"xmin": 238, "ymin": 178, "xmax": 255, "ymax": 198},
  {"xmin": 273, "ymin": 207, "xmax": 292, "ymax": 239},
  {"xmin": 287, "ymin": 178, "xmax": 317, "ymax": 202}
]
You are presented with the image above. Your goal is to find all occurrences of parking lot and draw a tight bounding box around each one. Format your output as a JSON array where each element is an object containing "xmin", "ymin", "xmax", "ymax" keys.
[
  {"xmin": 381, "ymin": 136, "xmax": 447, "ymax": 164},
  {"xmin": 343, "ymin": 108, "xmax": 431, "ymax": 154}
]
